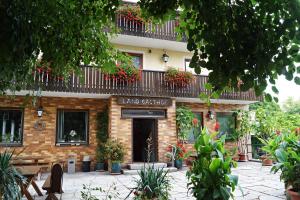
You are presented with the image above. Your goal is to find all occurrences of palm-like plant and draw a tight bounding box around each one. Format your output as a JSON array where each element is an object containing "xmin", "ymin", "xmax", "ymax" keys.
[
  {"xmin": 0, "ymin": 151, "xmax": 25, "ymax": 200},
  {"xmin": 130, "ymin": 166, "xmax": 171, "ymax": 200}
]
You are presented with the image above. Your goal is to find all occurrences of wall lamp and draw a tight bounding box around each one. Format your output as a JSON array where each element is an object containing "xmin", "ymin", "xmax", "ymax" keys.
[{"xmin": 162, "ymin": 50, "xmax": 169, "ymax": 63}]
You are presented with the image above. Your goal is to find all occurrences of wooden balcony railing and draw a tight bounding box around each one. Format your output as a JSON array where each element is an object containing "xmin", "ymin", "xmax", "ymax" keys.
[
  {"xmin": 116, "ymin": 14, "xmax": 186, "ymax": 42},
  {"xmin": 32, "ymin": 67, "xmax": 261, "ymax": 101}
]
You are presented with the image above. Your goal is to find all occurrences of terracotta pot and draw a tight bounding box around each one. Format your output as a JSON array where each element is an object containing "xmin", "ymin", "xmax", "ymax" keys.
[
  {"xmin": 238, "ymin": 153, "xmax": 248, "ymax": 162},
  {"xmin": 262, "ymin": 158, "xmax": 273, "ymax": 166},
  {"xmin": 287, "ymin": 189, "xmax": 300, "ymax": 200}
]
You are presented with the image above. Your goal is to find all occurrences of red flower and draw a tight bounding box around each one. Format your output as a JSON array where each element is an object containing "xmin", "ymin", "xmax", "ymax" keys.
[
  {"xmin": 215, "ymin": 121, "xmax": 220, "ymax": 131},
  {"xmin": 192, "ymin": 118, "xmax": 199, "ymax": 126},
  {"xmin": 276, "ymin": 130, "xmax": 281, "ymax": 135}
]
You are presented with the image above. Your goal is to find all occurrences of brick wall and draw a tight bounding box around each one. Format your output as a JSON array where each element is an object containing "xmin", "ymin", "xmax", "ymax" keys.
[
  {"xmin": 109, "ymin": 97, "xmax": 177, "ymax": 163},
  {"xmin": 0, "ymin": 96, "xmax": 107, "ymax": 171}
]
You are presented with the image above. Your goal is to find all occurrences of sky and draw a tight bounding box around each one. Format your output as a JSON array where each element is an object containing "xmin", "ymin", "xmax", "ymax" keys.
[{"xmin": 267, "ymin": 75, "xmax": 300, "ymax": 105}]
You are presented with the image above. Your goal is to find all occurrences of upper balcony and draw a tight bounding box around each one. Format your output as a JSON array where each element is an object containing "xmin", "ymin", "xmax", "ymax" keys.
[
  {"xmin": 111, "ymin": 14, "xmax": 188, "ymax": 52},
  {"xmin": 115, "ymin": 13, "xmax": 185, "ymax": 42},
  {"xmin": 30, "ymin": 67, "xmax": 262, "ymax": 102}
]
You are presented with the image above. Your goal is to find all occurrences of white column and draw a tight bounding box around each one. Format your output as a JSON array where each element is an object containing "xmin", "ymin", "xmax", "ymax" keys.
[
  {"xmin": 2, "ymin": 120, "xmax": 6, "ymax": 142},
  {"xmin": 10, "ymin": 120, "xmax": 15, "ymax": 142}
]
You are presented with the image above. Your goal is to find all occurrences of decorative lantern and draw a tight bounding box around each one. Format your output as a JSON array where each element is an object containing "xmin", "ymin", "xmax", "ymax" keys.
[
  {"xmin": 162, "ymin": 50, "xmax": 169, "ymax": 63},
  {"xmin": 37, "ymin": 106, "xmax": 43, "ymax": 117}
]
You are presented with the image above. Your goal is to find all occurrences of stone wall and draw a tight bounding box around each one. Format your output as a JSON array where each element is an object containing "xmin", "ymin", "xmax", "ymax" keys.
[
  {"xmin": 0, "ymin": 96, "xmax": 107, "ymax": 171},
  {"xmin": 108, "ymin": 96, "xmax": 177, "ymax": 163}
]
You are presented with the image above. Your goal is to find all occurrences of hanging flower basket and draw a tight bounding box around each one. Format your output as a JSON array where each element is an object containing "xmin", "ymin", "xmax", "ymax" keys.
[
  {"xmin": 104, "ymin": 63, "xmax": 141, "ymax": 83},
  {"xmin": 165, "ymin": 67, "xmax": 193, "ymax": 87}
]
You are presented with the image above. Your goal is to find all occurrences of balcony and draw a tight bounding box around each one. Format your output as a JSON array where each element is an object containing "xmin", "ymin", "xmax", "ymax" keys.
[
  {"xmin": 115, "ymin": 13, "xmax": 186, "ymax": 42},
  {"xmin": 31, "ymin": 67, "xmax": 261, "ymax": 102}
]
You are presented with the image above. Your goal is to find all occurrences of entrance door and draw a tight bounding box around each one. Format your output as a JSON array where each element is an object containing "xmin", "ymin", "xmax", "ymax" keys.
[{"xmin": 132, "ymin": 119, "xmax": 157, "ymax": 162}]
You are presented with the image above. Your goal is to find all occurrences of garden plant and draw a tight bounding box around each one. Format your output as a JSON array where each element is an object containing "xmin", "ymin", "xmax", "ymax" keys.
[{"xmin": 187, "ymin": 128, "xmax": 238, "ymax": 200}]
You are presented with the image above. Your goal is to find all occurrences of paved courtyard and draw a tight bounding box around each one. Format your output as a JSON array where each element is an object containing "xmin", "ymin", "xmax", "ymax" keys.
[{"xmin": 24, "ymin": 162, "xmax": 285, "ymax": 200}]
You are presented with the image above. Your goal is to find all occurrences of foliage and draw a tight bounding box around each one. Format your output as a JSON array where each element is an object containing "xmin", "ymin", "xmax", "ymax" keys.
[
  {"xmin": 117, "ymin": 3, "xmax": 151, "ymax": 24},
  {"xmin": 0, "ymin": 0, "xmax": 122, "ymax": 93},
  {"xmin": 187, "ymin": 128, "xmax": 238, "ymax": 200},
  {"xmin": 166, "ymin": 142, "xmax": 188, "ymax": 161},
  {"xmin": 104, "ymin": 62, "xmax": 141, "ymax": 83},
  {"xmin": 80, "ymin": 183, "xmax": 120, "ymax": 200},
  {"xmin": 0, "ymin": 151, "xmax": 25, "ymax": 200},
  {"xmin": 165, "ymin": 67, "xmax": 194, "ymax": 87},
  {"xmin": 234, "ymin": 110, "xmax": 252, "ymax": 154},
  {"xmin": 262, "ymin": 132, "xmax": 300, "ymax": 192},
  {"xmin": 176, "ymin": 106, "xmax": 194, "ymax": 141},
  {"xmin": 252, "ymin": 101, "xmax": 300, "ymax": 140},
  {"xmin": 139, "ymin": 0, "xmax": 300, "ymax": 100},
  {"xmin": 129, "ymin": 166, "xmax": 171, "ymax": 200},
  {"xmin": 104, "ymin": 139, "xmax": 124, "ymax": 162},
  {"xmin": 282, "ymin": 97, "xmax": 300, "ymax": 115},
  {"xmin": 96, "ymin": 110, "xmax": 108, "ymax": 163}
]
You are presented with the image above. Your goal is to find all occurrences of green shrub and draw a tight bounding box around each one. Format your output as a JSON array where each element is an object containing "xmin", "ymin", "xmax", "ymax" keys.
[
  {"xmin": 0, "ymin": 151, "xmax": 25, "ymax": 200},
  {"xmin": 130, "ymin": 166, "xmax": 171, "ymax": 200},
  {"xmin": 187, "ymin": 128, "xmax": 238, "ymax": 200},
  {"xmin": 104, "ymin": 139, "xmax": 124, "ymax": 162},
  {"xmin": 263, "ymin": 132, "xmax": 300, "ymax": 192}
]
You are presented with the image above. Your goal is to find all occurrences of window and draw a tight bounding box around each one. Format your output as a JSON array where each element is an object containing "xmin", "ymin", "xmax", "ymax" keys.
[
  {"xmin": 127, "ymin": 53, "xmax": 143, "ymax": 69},
  {"xmin": 216, "ymin": 112, "xmax": 236, "ymax": 139},
  {"xmin": 0, "ymin": 109, "xmax": 23, "ymax": 146},
  {"xmin": 56, "ymin": 110, "xmax": 88, "ymax": 144},
  {"xmin": 187, "ymin": 112, "xmax": 203, "ymax": 143}
]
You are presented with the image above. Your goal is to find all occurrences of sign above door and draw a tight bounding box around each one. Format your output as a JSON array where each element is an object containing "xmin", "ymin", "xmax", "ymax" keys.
[
  {"xmin": 121, "ymin": 109, "xmax": 166, "ymax": 119},
  {"xmin": 117, "ymin": 96, "xmax": 172, "ymax": 107}
]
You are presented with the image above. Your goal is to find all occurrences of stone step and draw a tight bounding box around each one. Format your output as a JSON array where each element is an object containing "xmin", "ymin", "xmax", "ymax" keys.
[
  {"xmin": 122, "ymin": 167, "xmax": 177, "ymax": 175},
  {"xmin": 128, "ymin": 162, "xmax": 167, "ymax": 170}
]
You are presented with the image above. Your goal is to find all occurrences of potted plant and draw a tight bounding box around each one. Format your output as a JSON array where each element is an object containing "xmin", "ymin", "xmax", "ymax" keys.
[
  {"xmin": 166, "ymin": 142, "xmax": 188, "ymax": 169},
  {"xmin": 235, "ymin": 110, "xmax": 252, "ymax": 162},
  {"xmin": 95, "ymin": 110, "xmax": 108, "ymax": 171},
  {"xmin": 187, "ymin": 128, "xmax": 238, "ymax": 199},
  {"xmin": 104, "ymin": 62, "xmax": 141, "ymax": 83},
  {"xmin": 0, "ymin": 151, "xmax": 25, "ymax": 200},
  {"xmin": 165, "ymin": 67, "xmax": 193, "ymax": 88},
  {"xmin": 264, "ymin": 132, "xmax": 300, "ymax": 199},
  {"xmin": 104, "ymin": 139, "xmax": 125, "ymax": 174}
]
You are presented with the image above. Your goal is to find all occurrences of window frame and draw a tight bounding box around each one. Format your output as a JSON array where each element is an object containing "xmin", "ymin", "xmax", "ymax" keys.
[
  {"xmin": 187, "ymin": 112, "xmax": 204, "ymax": 144},
  {"xmin": 216, "ymin": 112, "xmax": 236, "ymax": 140},
  {"xmin": 56, "ymin": 109, "xmax": 89, "ymax": 146},
  {"xmin": 184, "ymin": 58, "xmax": 192, "ymax": 72},
  {"xmin": 127, "ymin": 52, "xmax": 143, "ymax": 69},
  {"xmin": 0, "ymin": 108, "xmax": 24, "ymax": 147}
]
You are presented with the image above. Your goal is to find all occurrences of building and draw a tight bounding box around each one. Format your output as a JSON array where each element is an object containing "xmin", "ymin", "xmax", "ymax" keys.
[{"xmin": 0, "ymin": 5, "xmax": 261, "ymax": 170}]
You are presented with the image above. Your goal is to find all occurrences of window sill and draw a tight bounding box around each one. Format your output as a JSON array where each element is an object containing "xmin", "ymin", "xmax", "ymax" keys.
[
  {"xmin": 0, "ymin": 143, "xmax": 23, "ymax": 147},
  {"xmin": 56, "ymin": 143, "xmax": 88, "ymax": 147}
]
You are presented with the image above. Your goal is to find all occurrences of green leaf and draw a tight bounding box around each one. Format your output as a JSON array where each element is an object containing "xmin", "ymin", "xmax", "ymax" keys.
[
  {"xmin": 271, "ymin": 86, "xmax": 279, "ymax": 94},
  {"xmin": 294, "ymin": 77, "xmax": 300, "ymax": 85},
  {"xmin": 209, "ymin": 158, "xmax": 221, "ymax": 173},
  {"xmin": 275, "ymin": 148, "xmax": 287, "ymax": 163}
]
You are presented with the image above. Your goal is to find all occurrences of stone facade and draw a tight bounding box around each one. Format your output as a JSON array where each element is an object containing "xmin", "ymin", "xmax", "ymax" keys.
[{"xmin": 0, "ymin": 96, "xmax": 107, "ymax": 171}]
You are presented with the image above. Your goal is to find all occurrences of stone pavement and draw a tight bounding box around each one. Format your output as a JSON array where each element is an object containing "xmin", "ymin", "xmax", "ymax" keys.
[{"xmin": 23, "ymin": 162, "xmax": 285, "ymax": 200}]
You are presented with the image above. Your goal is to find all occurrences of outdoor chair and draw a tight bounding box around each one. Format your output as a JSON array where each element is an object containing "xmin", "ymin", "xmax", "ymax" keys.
[{"xmin": 42, "ymin": 163, "xmax": 64, "ymax": 200}]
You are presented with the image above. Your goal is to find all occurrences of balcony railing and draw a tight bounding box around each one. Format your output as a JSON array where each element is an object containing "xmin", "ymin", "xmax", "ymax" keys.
[
  {"xmin": 32, "ymin": 67, "xmax": 261, "ymax": 101},
  {"xmin": 116, "ymin": 14, "xmax": 186, "ymax": 42}
]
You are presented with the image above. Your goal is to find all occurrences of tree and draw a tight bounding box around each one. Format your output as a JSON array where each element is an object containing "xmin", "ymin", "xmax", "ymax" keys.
[
  {"xmin": 282, "ymin": 97, "xmax": 300, "ymax": 114},
  {"xmin": 0, "ymin": 0, "xmax": 122, "ymax": 94},
  {"xmin": 139, "ymin": 0, "xmax": 300, "ymax": 100}
]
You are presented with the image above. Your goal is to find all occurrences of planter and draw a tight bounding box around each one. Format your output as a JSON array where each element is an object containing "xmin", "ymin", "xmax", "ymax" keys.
[
  {"xmin": 175, "ymin": 159, "xmax": 183, "ymax": 169},
  {"xmin": 94, "ymin": 162, "xmax": 105, "ymax": 171},
  {"xmin": 111, "ymin": 162, "xmax": 121, "ymax": 174},
  {"xmin": 261, "ymin": 156, "xmax": 273, "ymax": 166},
  {"xmin": 238, "ymin": 153, "xmax": 248, "ymax": 162},
  {"xmin": 287, "ymin": 189, "xmax": 300, "ymax": 200},
  {"xmin": 82, "ymin": 161, "xmax": 91, "ymax": 172}
]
